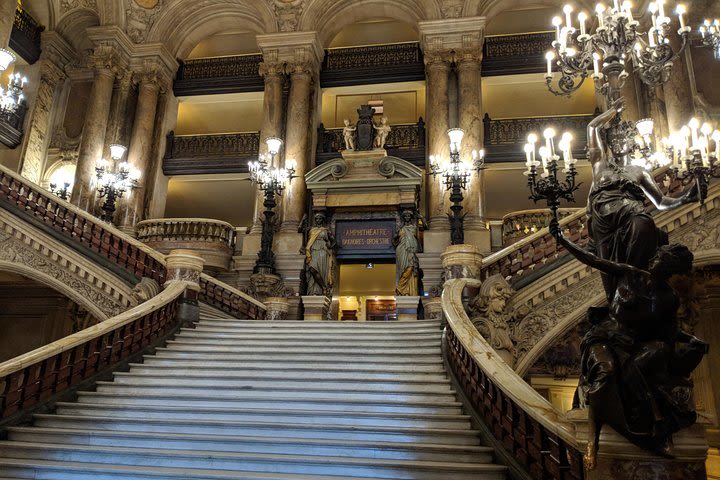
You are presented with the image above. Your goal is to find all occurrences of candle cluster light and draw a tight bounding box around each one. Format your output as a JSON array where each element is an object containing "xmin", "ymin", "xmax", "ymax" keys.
[
  {"xmin": 523, "ymin": 129, "xmax": 580, "ymax": 219},
  {"xmin": 0, "ymin": 73, "xmax": 27, "ymax": 115},
  {"xmin": 545, "ymin": 0, "xmax": 690, "ymax": 98},
  {"xmin": 700, "ymin": 19, "xmax": 720, "ymax": 59},
  {"xmin": 94, "ymin": 145, "xmax": 141, "ymax": 224}
]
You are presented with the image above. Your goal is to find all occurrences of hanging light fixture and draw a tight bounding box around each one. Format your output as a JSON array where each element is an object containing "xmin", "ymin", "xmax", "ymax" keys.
[
  {"xmin": 0, "ymin": 73, "xmax": 26, "ymax": 115},
  {"xmin": 699, "ymin": 19, "xmax": 720, "ymax": 59}
]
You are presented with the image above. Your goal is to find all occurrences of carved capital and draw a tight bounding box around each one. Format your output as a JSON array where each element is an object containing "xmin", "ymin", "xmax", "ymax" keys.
[
  {"xmin": 423, "ymin": 49, "xmax": 452, "ymax": 70},
  {"xmin": 270, "ymin": 0, "xmax": 304, "ymax": 32},
  {"xmin": 89, "ymin": 45, "xmax": 120, "ymax": 77},
  {"xmin": 285, "ymin": 60, "xmax": 315, "ymax": 78},
  {"xmin": 258, "ymin": 61, "xmax": 285, "ymax": 79},
  {"xmin": 455, "ymin": 47, "xmax": 483, "ymax": 68},
  {"xmin": 39, "ymin": 59, "xmax": 67, "ymax": 86}
]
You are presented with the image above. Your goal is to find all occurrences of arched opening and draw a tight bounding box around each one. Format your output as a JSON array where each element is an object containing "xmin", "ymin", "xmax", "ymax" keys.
[{"xmin": 0, "ymin": 270, "xmax": 100, "ymax": 362}]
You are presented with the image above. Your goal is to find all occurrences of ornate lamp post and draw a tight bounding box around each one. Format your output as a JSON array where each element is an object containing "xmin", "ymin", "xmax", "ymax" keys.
[
  {"xmin": 428, "ymin": 128, "xmax": 485, "ymax": 245},
  {"xmin": 49, "ymin": 182, "xmax": 71, "ymax": 201},
  {"xmin": 700, "ymin": 18, "xmax": 720, "ymax": 59},
  {"xmin": 248, "ymin": 137, "xmax": 295, "ymax": 275},
  {"xmin": 94, "ymin": 144, "xmax": 140, "ymax": 224},
  {"xmin": 523, "ymin": 129, "xmax": 580, "ymax": 218}
]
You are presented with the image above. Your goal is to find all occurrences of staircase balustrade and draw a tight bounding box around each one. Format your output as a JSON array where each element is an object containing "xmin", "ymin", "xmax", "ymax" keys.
[
  {"xmin": 502, "ymin": 208, "xmax": 581, "ymax": 247},
  {"xmin": 0, "ymin": 164, "xmax": 265, "ymax": 319},
  {"xmin": 442, "ymin": 277, "xmax": 584, "ymax": 480},
  {"xmin": 0, "ymin": 281, "xmax": 185, "ymax": 421}
]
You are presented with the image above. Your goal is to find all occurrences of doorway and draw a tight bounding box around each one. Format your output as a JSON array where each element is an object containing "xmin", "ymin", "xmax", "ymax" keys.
[{"xmin": 338, "ymin": 262, "xmax": 396, "ymax": 321}]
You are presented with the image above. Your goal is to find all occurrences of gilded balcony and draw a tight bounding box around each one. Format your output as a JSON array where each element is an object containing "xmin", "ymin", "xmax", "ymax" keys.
[{"xmin": 135, "ymin": 218, "xmax": 235, "ymax": 272}]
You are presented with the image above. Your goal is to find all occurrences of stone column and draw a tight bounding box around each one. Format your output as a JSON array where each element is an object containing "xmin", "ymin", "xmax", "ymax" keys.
[
  {"xmin": 164, "ymin": 249, "xmax": 205, "ymax": 326},
  {"xmin": 103, "ymin": 69, "xmax": 133, "ymax": 157},
  {"xmin": 118, "ymin": 66, "xmax": 161, "ymax": 231},
  {"xmin": 0, "ymin": 0, "xmax": 16, "ymax": 50},
  {"xmin": 71, "ymin": 46, "xmax": 118, "ymax": 211},
  {"xmin": 249, "ymin": 61, "xmax": 286, "ymax": 238},
  {"xmin": 663, "ymin": 37, "xmax": 695, "ymax": 134},
  {"xmin": 457, "ymin": 45, "xmax": 490, "ymax": 253},
  {"xmin": 19, "ymin": 57, "xmax": 66, "ymax": 184},
  {"xmin": 280, "ymin": 61, "xmax": 314, "ymax": 235},
  {"xmin": 424, "ymin": 50, "xmax": 451, "ymax": 231}
]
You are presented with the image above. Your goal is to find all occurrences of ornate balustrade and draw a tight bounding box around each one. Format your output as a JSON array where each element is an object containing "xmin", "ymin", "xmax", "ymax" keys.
[
  {"xmin": 442, "ymin": 277, "xmax": 584, "ymax": 480},
  {"xmin": 482, "ymin": 32, "xmax": 555, "ymax": 77},
  {"xmin": 0, "ymin": 102, "xmax": 27, "ymax": 149},
  {"xmin": 136, "ymin": 218, "xmax": 235, "ymax": 272},
  {"xmin": 0, "ymin": 281, "xmax": 185, "ymax": 421},
  {"xmin": 316, "ymin": 119, "xmax": 426, "ymax": 166},
  {"xmin": 173, "ymin": 54, "xmax": 264, "ymax": 96},
  {"xmin": 321, "ymin": 42, "xmax": 425, "ymax": 87},
  {"xmin": 0, "ymin": 164, "xmax": 265, "ymax": 319},
  {"xmin": 483, "ymin": 113, "xmax": 596, "ymax": 163},
  {"xmin": 10, "ymin": 7, "xmax": 43, "ymax": 65},
  {"xmin": 163, "ymin": 131, "xmax": 260, "ymax": 175},
  {"xmin": 502, "ymin": 208, "xmax": 582, "ymax": 247}
]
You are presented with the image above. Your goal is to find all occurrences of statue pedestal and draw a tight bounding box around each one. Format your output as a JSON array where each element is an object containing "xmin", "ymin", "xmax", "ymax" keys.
[
  {"xmin": 441, "ymin": 244, "xmax": 483, "ymax": 281},
  {"xmin": 396, "ymin": 296, "xmax": 420, "ymax": 321},
  {"xmin": 264, "ymin": 296, "xmax": 289, "ymax": 321},
  {"xmin": 302, "ymin": 295, "xmax": 331, "ymax": 321},
  {"xmin": 567, "ymin": 409, "xmax": 708, "ymax": 479}
]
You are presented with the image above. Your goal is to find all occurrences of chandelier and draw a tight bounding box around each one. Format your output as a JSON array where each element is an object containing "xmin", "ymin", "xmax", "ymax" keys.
[
  {"xmin": 0, "ymin": 49, "xmax": 14, "ymax": 73},
  {"xmin": 95, "ymin": 144, "xmax": 140, "ymax": 223},
  {"xmin": 0, "ymin": 73, "xmax": 26, "ymax": 115},
  {"xmin": 700, "ymin": 19, "xmax": 720, "ymax": 59},
  {"xmin": 545, "ymin": 0, "xmax": 690, "ymax": 98}
]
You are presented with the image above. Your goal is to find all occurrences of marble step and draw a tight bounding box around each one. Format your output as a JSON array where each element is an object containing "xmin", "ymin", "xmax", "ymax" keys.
[
  {"xmin": 188, "ymin": 326, "xmax": 443, "ymax": 337},
  {"xmin": 160, "ymin": 343, "xmax": 442, "ymax": 355},
  {"xmin": 196, "ymin": 319, "xmax": 442, "ymax": 328},
  {"xmin": 32, "ymin": 414, "xmax": 482, "ymax": 445},
  {"xmin": 54, "ymin": 402, "xmax": 471, "ymax": 429},
  {"xmin": 136, "ymin": 358, "xmax": 447, "ymax": 373},
  {"xmin": 150, "ymin": 350, "xmax": 444, "ymax": 363},
  {"xmin": 166, "ymin": 338, "xmax": 441, "ymax": 348},
  {"xmin": 106, "ymin": 374, "xmax": 455, "ymax": 393},
  {"xmin": 7, "ymin": 426, "xmax": 492, "ymax": 462},
  {"xmin": 75, "ymin": 391, "xmax": 464, "ymax": 415},
  {"xmin": 118, "ymin": 369, "xmax": 451, "ymax": 385}
]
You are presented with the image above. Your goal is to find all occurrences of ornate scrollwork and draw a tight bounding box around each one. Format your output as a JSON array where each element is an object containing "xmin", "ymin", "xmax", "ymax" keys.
[
  {"xmin": 178, "ymin": 55, "xmax": 263, "ymax": 81},
  {"xmin": 325, "ymin": 43, "xmax": 422, "ymax": 71},
  {"xmin": 329, "ymin": 161, "xmax": 348, "ymax": 180},
  {"xmin": 166, "ymin": 131, "xmax": 261, "ymax": 159},
  {"xmin": 378, "ymin": 158, "xmax": 396, "ymax": 178}
]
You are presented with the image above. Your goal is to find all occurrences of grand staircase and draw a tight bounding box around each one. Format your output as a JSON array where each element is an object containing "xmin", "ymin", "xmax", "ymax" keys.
[{"xmin": 0, "ymin": 314, "xmax": 507, "ymax": 479}]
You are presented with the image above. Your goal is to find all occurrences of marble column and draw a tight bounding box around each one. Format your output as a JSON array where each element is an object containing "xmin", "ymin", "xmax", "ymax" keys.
[
  {"xmin": 280, "ymin": 62, "xmax": 314, "ymax": 234},
  {"xmin": 663, "ymin": 38, "xmax": 695, "ymax": 134},
  {"xmin": 250, "ymin": 61, "xmax": 286, "ymax": 236},
  {"xmin": 19, "ymin": 58, "xmax": 66, "ymax": 183},
  {"xmin": 103, "ymin": 70, "xmax": 133, "ymax": 157},
  {"xmin": 118, "ymin": 68, "xmax": 161, "ymax": 230},
  {"xmin": 457, "ymin": 48, "xmax": 490, "ymax": 252},
  {"xmin": 424, "ymin": 51, "xmax": 451, "ymax": 230},
  {"xmin": 71, "ymin": 47, "xmax": 117, "ymax": 211},
  {"xmin": 0, "ymin": 0, "xmax": 16, "ymax": 50}
]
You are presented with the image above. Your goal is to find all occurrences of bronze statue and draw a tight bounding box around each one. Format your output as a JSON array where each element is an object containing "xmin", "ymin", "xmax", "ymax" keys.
[
  {"xmin": 394, "ymin": 209, "xmax": 420, "ymax": 296},
  {"xmin": 586, "ymin": 97, "xmax": 697, "ymax": 300},
  {"xmin": 304, "ymin": 212, "xmax": 336, "ymax": 297},
  {"xmin": 551, "ymin": 218, "xmax": 708, "ymax": 469}
]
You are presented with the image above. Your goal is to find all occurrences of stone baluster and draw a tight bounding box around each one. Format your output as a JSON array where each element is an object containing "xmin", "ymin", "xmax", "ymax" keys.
[
  {"xmin": 118, "ymin": 64, "xmax": 163, "ymax": 231},
  {"xmin": 18, "ymin": 33, "xmax": 73, "ymax": 183},
  {"xmin": 71, "ymin": 45, "xmax": 119, "ymax": 211}
]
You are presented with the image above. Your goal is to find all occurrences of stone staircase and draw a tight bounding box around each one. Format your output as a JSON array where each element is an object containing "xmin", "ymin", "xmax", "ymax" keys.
[{"xmin": 0, "ymin": 315, "xmax": 507, "ymax": 479}]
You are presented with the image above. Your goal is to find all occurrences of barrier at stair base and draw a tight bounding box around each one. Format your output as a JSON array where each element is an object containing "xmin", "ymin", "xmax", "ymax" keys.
[
  {"xmin": 302, "ymin": 295, "xmax": 331, "ymax": 321},
  {"xmin": 265, "ymin": 296, "xmax": 289, "ymax": 320},
  {"xmin": 396, "ymin": 295, "xmax": 420, "ymax": 321}
]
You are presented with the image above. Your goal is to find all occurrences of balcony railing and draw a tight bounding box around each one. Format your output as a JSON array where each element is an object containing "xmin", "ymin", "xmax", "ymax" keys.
[
  {"xmin": 163, "ymin": 131, "xmax": 261, "ymax": 175},
  {"xmin": 0, "ymin": 103, "xmax": 27, "ymax": 149},
  {"xmin": 10, "ymin": 7, "xmax": 43, "ymax": 65},
  {"xmin": 482, "ymin": 32, "xmax": 555, "ymax": 77},
  {"xmin": 316, "ymin": 118, "xmax": 426, "ymax": 166},
  {"xmin": 502, "ymin": 208, "xmax": 582, "ymax": 247},
  {"xmin": 321, "ymin": 42, "xmax": 425, "ymax": 87},
  {"xmin": 483, "ymin": 112, "xmax": 597, "ymax": 163},
  {"xmin": 173, "ymin": 54, "xmax": 264, "ymax": 96}
]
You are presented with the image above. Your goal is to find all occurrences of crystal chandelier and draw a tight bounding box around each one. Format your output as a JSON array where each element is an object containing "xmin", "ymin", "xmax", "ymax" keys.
[
  {"xmin": 0, "ymin": 73, "xmax": 26, "ymax": 115},
  {"xmin": 545, "ymin": 0, "xmax": 690, "ymax": 98},
  {"xmin": 700, "ymin": 19, "xmax": 720, "ymax": 59},
  {"xmin": 94, "ymin": 144, "xmax": 141, "ymax": 223}
]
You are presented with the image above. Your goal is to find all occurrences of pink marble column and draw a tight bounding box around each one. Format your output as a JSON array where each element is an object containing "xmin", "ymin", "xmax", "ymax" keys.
[
  {"xmin": 118, "ymin": 68, "xmax": 161, "ymax": 229},
  {"xmin": 280, "ymin": 62, "xmax": 314, "ymax": 233},
  {"xmin": 424, "ymin": 51, "xmax": 451, "ymax": 229},
  {"xmin": 71, "ymin": 48, "xmax": 117, "ymax": 211}
]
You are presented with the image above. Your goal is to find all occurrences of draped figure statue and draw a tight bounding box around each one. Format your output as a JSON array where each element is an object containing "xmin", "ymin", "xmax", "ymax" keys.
[
  {"xmin": 304, "ymin": 212, "xmax": 336, "ymax": 296},
  {"xmin": 394, "ymin": 209, "xmax": 420, "ymax": 296}
]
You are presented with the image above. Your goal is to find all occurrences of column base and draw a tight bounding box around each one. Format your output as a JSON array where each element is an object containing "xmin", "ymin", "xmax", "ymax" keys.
[
  {"xmin": 396, "ymin": 296, "xmax": 420, "ymax": 321},
  {"xmin": 302, "ymin": 295, "xmax": 331, "ymax": 321},
  {"xmin": 441, "ymin": 244, "xmax": 483, "ymax": 281}
]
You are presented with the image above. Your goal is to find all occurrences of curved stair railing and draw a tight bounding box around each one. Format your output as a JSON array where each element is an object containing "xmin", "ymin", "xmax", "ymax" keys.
[
  {"xmin": 442, "ymin": 277, "xmax": 584, "ymax": 480},
  {"xmin": 0, "ymin": 281, "xmax": 186, "ymax": 422},
  {"xmin": 0, "ymin": 164, "xmax": 265, "ymax": 320}
]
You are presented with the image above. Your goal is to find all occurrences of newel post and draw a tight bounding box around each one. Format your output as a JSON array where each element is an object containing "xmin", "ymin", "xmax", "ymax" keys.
[{"xmin": 164, "ymin": 249, "xmax": 205, "ymax": 326}]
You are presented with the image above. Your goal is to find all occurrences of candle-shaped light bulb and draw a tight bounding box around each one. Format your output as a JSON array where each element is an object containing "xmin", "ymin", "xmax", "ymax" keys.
[
  {"xmin": 613, "ymin": 0, "xmax": 620, "ymax": 12},
  {"xmin": 596, "ymin": 3, "xmax": 606, "ymax": 27},
  {"xmin": 676, "ymin": 4, "xmax": 686, "ymax": 29},
  {"xmin": 657, "ymin": 0, "xmax": 665, "ymax": 21},
  {"xmin": 689, "ymin": 117, "xmax": 700, "ymax": 147},
  {"xmin": 711, "ymin": 130, "xmax": 720, "ymax": 159},
  {"xmin": 552, "ymin": 16, "xmax": 563, "ymax": 42},
  {"xmin": 563, "ymin": 4, "xmax": 574, "ymax": 30},
  {"xmin": 578, "ymin": 11, "xmax": 588, "ymax": 35},
  {"xmin": 593, "ymin": 52, "xmax": 601, "ymax": 75},
  {"xmin": 543, "ymin": 128, "xmax": 556, "ymax": 155},
  {"xmin": 622, "ymin": 1, "xmax": 632, "ymax": 18},
  {"xmin": 524, "ymin": 143, "xmax": 533, "ymax": 164},
  {"xmin": 545, "ymin": 51, "xmax": 555, "ymax": 76},
  {"xmin": 528, "ymin": 133, "xmax": 538, "ymax": 144},
  {"xmin": 700, "ymin": 25, "xmax": 707, "ymax": 38}
]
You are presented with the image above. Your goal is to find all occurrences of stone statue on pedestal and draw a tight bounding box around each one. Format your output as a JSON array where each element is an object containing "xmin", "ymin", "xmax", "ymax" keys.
[
  {"xmin": 374, "ymin": 117, "xmax": 391, "ymax": 149},
  {"xmin": 342, "ymin": 119, "xmax": 356, "ymax": 151},
  {"xmin": 304, "ymin": 212, "xmax": 336, "ymax": 297},
  {"xmin": 394, "ymin": 209, "xmax": 420, "ymax": 296}
]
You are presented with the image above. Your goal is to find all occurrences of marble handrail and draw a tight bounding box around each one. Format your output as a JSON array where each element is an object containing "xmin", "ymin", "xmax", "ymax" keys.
[
  {"xmin": 0, "ymin": 282, "xmax": 186, "ymax": 419},
  {"xmin": 442, "ymin": 277, "xmax": 584, "ymax": 479},
  {"xmin": 136, "ymin": 218, "xmax": 235, "ymax": 250}
]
